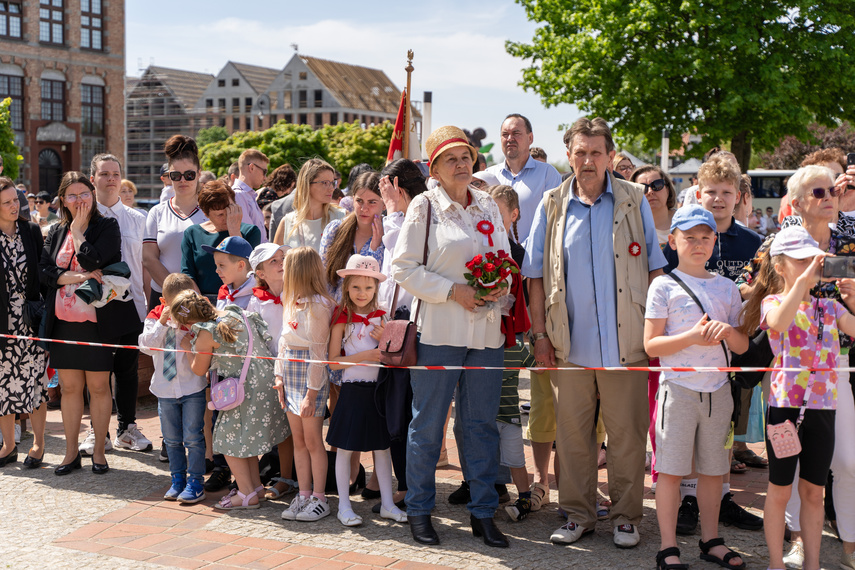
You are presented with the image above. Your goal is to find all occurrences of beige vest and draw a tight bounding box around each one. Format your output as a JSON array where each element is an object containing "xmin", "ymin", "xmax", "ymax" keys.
[{"xmin": 541, "ymin": 172, "xmax": 651, "ymax": 365}]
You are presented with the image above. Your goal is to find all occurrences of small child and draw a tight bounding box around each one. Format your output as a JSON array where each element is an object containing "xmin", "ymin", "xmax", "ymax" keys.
[
  {"xmin": 245, "ymin": 243, "xmax": 297, "ymax": 500},
  {"xmin": 741, "ymin": 226, "xmax": 855, "ymax": 570},
  {"xmin": 139, "ymin": 273, "xmax": 208, "ymax": 504},
  {"xmin": 201, "ymin": 236, "xmax": 254, "ymax": 310},
  {"xmin": 274, "ymin": 247, "xmax": 335, "ymax": 522},
  {"xmin": 644, "ymin": 206, "xmax": 750, "ymax": 570},
  {"xmin": 326, "ymin": 254, "xmax": 406, "ymax": 526},
  {"xmin": 171, "ymin": 290, "xmax": 290, "ymax": 510}
]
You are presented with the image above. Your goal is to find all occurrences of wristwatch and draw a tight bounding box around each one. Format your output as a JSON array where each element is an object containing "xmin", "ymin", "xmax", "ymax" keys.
[{"xmin": 531, "ymin": 332, "xmax": 548, "ymax": 342}]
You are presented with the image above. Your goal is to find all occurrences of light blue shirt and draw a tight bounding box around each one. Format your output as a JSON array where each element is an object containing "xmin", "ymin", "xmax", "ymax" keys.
[
  {"xmin": 522, "ymin": 177, "xmax": 667, "ymax": 367},
  {"xmin": 487, "ymin": 155, "xmax": 562, "ymax": 243}
]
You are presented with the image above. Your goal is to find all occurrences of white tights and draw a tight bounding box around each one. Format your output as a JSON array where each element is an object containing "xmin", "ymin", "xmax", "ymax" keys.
[{"xmin": 336, "ymin": 448, "xmax": 395, "ymax": 515}]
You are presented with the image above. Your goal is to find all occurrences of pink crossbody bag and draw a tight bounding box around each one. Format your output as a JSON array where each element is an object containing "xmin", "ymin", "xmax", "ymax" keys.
[
  {"xmin": 208, "ymin": 312, "xmax": 253, "ymax": 411},
  {"xmin": 766, "ymin": 302, "xmax": 824, "ymax": 459}
]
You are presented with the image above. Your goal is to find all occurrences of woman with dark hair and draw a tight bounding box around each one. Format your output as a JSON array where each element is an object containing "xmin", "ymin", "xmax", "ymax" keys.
[
  {"xmin": 41, "ymin": 172, "xmax": 135, "ymax": 475},
  {"xmin": 256, "ymin": 164, "xmax": 297, "ymax": 209},
  {"xmin": 180, "ymin": 180, "xmax": 261, "ymax": 302},
  {"xmin": 143, "ymin": 135, "xmax": 208, "ymax": 310},
  {"xmin": 0, "ymin": 177, "xmax": 47, "ymax": 467},
  {"xmin": 630, "ymin": 165, "xmax": 677, "ymax": 246}
]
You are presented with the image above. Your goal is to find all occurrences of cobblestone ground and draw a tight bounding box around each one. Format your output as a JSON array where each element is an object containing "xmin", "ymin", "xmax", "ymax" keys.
[{"xmin": 0, "ymin": 373, "xmax": 845, "ymax": 569}]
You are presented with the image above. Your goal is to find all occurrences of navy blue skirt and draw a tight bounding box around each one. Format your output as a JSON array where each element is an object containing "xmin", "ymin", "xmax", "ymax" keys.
[{"xmin": 326, "ymin": 381, "xmax": 391, "ymax": 452}]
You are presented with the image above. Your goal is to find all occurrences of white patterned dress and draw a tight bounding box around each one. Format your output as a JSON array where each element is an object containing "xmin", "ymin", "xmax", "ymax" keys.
[{"xmin": 0, "ymin": 228, "xmax": 47, "ymax": 415}]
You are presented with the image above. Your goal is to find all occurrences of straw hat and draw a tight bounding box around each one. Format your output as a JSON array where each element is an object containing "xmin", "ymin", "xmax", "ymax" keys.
[{"xmin": 425, "ymin": 126, "xmax": 477, "ymax": 170}]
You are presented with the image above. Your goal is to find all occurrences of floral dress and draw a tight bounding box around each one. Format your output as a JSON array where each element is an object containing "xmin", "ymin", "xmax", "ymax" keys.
[
  {"xmin": 192, "ymin": 305, "xmax": 290, "ymax": 457},
  {"xmin": 0, "ymin": 228, "xmax": 47, "ymax": 415}
]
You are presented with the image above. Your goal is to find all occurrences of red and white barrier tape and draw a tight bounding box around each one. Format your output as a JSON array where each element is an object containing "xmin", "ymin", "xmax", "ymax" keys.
[{"xmin": 1, "ymin": 332, "xmax": 846, "ymax": 373}]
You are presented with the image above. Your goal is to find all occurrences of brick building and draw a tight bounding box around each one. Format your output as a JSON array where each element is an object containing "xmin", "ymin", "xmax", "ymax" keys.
[{"xmin": 0, "ymin": 0, "xmax": 125, "ymax": 195}]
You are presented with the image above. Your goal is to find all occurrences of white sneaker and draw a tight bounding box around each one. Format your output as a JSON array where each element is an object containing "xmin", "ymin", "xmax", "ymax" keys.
[
  {"xmin": 296, "ymin": 496, "xmax": 331, "ymax": 521},
  {"xmin": 550, "ymin": 521, "xmax": 593, "ymax": 544},
  {"xmin": 113, "ymin": 423, "xmax": 152, "ymax": 451},
  {"xmin": 78, "ymin": 427, "xmax": 113, "ymax": 456},
  {"xmin": 14, "ymin": 422, "xmax": 21, "ymax": 444},
  {"xmin": 613, "ymin": 524, "xmax": 640, "ymax": 548},
  {"xmin": 783, "ymin": 540, "xmax": 804, "ymax": 569},
  {"xmin": 281, "ymin": 495, "xmax": 308, "ymax": 520}
]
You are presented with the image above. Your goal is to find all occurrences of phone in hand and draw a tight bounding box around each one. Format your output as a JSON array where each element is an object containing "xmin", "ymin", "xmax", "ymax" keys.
[
  {"xmin": 823, "ymin": 256, "xmax": 855, "ymax": 279},
  {"xmin": 848, "ymin": 152, "xmax": 855, "ymax": 167}
]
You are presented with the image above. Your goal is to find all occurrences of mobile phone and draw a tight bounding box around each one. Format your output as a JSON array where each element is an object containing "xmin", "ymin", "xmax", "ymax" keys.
[
  {"xmin": 848, "ymin": 152, "xmax": 855, "ymax": 167},
  {"xmin": 822, "ymin": 256, "xmax": 855, "ymax": 279}
]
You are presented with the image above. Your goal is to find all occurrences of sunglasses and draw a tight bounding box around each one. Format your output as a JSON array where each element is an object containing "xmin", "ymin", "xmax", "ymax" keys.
[
  {"xmin": 35, "ymin": 200, "xmax": 46, "ymax": 204},
  {"xmin": 642, "ymin": 179, "xmax": 666, "ymax": 193},
  {"xmin": 168, "ymin": 170, "xmax": 197, "ymax": 182},
  {"xmin": 811, "ymin": 186, "xmax": 840, "ymax": 199}
]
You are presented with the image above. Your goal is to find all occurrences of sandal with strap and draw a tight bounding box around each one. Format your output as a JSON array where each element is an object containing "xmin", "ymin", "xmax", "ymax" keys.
[
  {"xmin": 255, "ymin": 485, "xmax": 267, "ymax": 502},
  {"xmin": 530, "ymin": 481, "xmax": 549, "ymax": 511},
  {"xmin": 266, "ymin": 477, "xmax": 298, "ymax": 500},
  {"xmin": 656, "ymin": 547, "xmax": 689, "ymax": 569},
  {"xmin": 214, "ymin": 489, "xmax": 260, "ymax": 510},
  {"xmin": 699, "ymin": 537, "xmax": 746, "ymax": 570}
]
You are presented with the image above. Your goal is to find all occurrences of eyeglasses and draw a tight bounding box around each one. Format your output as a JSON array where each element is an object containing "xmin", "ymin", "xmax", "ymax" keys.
[
  {"xmin": 810, "ymin": 186, "xmax": 840, "ymax": 199},
  {"xmin": 168, "ymin": 170, "xmax": 197, "ymax": 182},
  {"xmin": 64, "ymin": 192, "xmax": 92, "ymax": 203},
  {"xmin": 311, "ymin": 180, "xmax": 335, "ymax": 189},
  {"xmin": 35, "ymin": 200, "xmax": 46, "ymax": 205},
  {"xmin": 642, "ymin": 179, "xmax": 667, "ymax": 193},
  {"xmin": 249, "ymin": 162, "xmax": 268, "ymax": 175},
  {"xmin": 616, "ymin": 164, "xmax": 634, "ymax": 173}
]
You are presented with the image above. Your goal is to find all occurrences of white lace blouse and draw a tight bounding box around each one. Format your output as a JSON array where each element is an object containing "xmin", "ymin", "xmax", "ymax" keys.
[{"xmin": 391, "ymin": 185, "xmax": 510, "ymax": 349}]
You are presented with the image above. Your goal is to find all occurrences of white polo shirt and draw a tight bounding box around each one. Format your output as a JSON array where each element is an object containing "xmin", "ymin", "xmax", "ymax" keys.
[{"xmin": 97, "ymin": 198, "xmax": 147, "ymax": 320}]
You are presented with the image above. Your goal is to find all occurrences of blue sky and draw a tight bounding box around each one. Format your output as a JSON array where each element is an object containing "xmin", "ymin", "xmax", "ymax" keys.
[{"xmin": 125, "ymin": 0, "xmax": 580, "ymax": 166}]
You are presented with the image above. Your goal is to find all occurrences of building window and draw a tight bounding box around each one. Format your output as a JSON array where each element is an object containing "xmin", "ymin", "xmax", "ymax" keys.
[
  {"xmin": 299, "ymin": 72, "xmax": 307, "ymax": 80},
  {"xmin": 232, "ymin": 78, "xmax": 239, "ymax": 87},
  {"xmin": 40, "ymin": 79, "xmax": 64, "ymax": 121},
  {"xmin": 298, "ymin": 90, "xmax": 307, "ymax": 108},
  {"xmin": 81, "ymin": 136, "xmax": 106, "ymax": 170},
  {"xmin": 39, "ymin": 0, "xmax": 63, "ymax": 44},
  {"xmin": 284, "ymin": 114, "xmax": 291, "ymax": 124},
  {"xmin": 231, "ymin": 97, "xmax": 239, "ymax": 113},
  {"xmin": 245, "ymin": 116, "xmax": 251, "ymax": 131},
  {"xmin": 0, "ymin": 2, "xmax": 22, "ymax": 39},
  {"xmin": 217, "ymin": 79, "xmax": 225, "ymax": 87},
  {"xmin": 245, "ymin": 97, "xmax": 252, "ymax": 113},
  {"xmin": 330, "ymin": 112, "xmax": 338, "ymax": 125},
  {"xmin": 314, "ymin": 113, "xmax": 322, "ymax": 126},
  {"xmin": 80, "ymin": 0, "xmax": 102, "ymax": 50},
  {"xmin": 283, "ymin": 92, "xmax": 291, "ymax": 109},
  {"xmin": 0, "ymin": 75, "xmax": 23, "ymax": 130},
  {"xmin": 313, "ymin": 90, "xmax": 322, "ymax": 108},
  {"xmin": 81, "ymin": 84, "xmax": 104, "ymax": 135},
  {"xmin": 232, "ymin": 116, "xmax": 239, "ymax": 131},
  {"xmin": 299, "ymin": 113, "xmax": 307, "ymax": 125},
  {"xmin": 205, "ymin": 98, "xmax": 213, "ymax": 110},
  {"xmin": 217, "ymin": 98, "xmax": 225, "ymax": 112}
]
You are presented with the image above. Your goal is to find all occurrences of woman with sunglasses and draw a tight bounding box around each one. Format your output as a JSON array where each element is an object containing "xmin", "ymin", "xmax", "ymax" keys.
[
  {"xmin": 142, "ymin": 135, "xmax": 208, "ymax": 310},
  {"xmin": 630, "ymin": 166, "xmax": 677, "ymax": 246},
  {"xmin": 272, "ymin": 158, "xmax": 344, "ymax": 250}
]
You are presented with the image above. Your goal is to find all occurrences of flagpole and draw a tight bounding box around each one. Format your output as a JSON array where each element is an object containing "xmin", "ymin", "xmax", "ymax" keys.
[{"xmin": 403, "ymin": 50, "xmax": 414, "ymax": 159}]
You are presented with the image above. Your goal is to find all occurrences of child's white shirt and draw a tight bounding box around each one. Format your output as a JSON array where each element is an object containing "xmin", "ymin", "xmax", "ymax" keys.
[
  {"xmin": 246, "ymin": 287, "xmax": 283, "ymax": 356},
  {"xmin": 215, "ymin": 277, "xmax": 254, "ymax": 310},
  {"xmin": 139, "ymin": 306, "xmax": 208, "ymax": 399}
]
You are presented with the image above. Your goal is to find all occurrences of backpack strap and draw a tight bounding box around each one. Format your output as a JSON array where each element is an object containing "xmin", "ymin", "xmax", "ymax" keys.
[{"xmin": 667, "ymin": 272, "xmax": 729, "ymax": 366}]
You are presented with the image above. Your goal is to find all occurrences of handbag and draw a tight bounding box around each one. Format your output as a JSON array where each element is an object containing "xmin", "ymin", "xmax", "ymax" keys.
[
  {"xmin": 766, "ymin": 300, "xmax": 825, "ymax": 459},
  {"xmin": 380, "ymin": 200, "xmax": 431, "ymax": 367},
  {"xmin": 208, "ymin": 311, "xmax": 253, "ymax": 411}
]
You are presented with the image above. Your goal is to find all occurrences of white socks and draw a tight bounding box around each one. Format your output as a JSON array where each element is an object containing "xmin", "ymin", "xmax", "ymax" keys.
[{"xmin": 680, "ymin": 478, "xmax": 698, "ymax": 500}]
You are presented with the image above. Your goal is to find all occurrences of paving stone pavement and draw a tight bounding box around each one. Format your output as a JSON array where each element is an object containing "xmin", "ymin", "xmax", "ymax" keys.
[{"xmin": 0, "ymin": 374, "xmax": 846, "ymax": 569}]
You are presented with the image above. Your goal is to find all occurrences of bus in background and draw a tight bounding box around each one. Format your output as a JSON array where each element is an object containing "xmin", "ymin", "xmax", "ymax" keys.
[{"xmin": 748, "ymin": 169, "xmax": 796, "ymax": 215}]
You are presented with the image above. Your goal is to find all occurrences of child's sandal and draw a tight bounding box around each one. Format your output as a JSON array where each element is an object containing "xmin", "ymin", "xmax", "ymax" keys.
[
  {"xmin": 266, "ymin": 477, "xmax": 298, "ymax": 499},
  {"xmin": 656, "ymin": 547, "xmax": 688, "ymax": 570},
  {"xmin": 214, "ymin": 489, "xmax": 260, "ymax": 510},
  {"xmin": 698, "ymin": 537, "xmax": 746, "ymax": 570}
]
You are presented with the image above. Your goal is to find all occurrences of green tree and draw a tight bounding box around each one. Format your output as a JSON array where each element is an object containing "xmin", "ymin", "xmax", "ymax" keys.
[
  {"xmin": 506, "ymin": 1, "xmax": 855, "ymax": 171},
  {"xmin": 758, "ymin": 122, "xmax": 855, "ymax": 169},
  {"xmin": 200, "ymin": 121, "xmax": 393, "ymax": 187},
  {"xmin": 196, "ymin": 125, "xmax": 229, "ymax": 147},
  {"xmin": 0, "ymin": 98, "xmax": 21, "ymax": 180}
]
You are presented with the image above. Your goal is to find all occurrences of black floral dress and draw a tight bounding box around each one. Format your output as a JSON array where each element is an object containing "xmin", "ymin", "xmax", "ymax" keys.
[{"xmin": 0, "ymin": 228, "xmax": 47, "ymax": 415}]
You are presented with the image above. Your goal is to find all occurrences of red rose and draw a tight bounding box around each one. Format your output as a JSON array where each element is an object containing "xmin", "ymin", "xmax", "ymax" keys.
[
  {"xmin": 472, "ymin": 254, "xmax": 483, "ymax": 265},
  {"xmin": 465, "ymin": 260, "xmax": 475, "ymax": 270},
  {"xmin": 471, "ymin": 268, "xmax": 483, "ymax": 278},
  {"xmin": 484, "ymin": 263, "xmax": 496, "ymax": 272},
  {"xmin": 497, "ymin": 249, "xmax": 509, "ymax": 259},
  {"xmin": 486, "ymin": 251, "xmax": 496, "ymax": 261}
]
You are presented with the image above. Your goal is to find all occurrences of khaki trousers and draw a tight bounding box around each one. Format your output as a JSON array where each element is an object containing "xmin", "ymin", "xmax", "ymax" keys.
[{"xmin": 551, "ymin": 359, "xmax": 649, "ymax": 528}]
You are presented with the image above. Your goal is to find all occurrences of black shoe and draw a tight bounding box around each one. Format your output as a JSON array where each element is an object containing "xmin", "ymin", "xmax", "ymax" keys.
[
  {"xmin": 205, "ymin": 458, "xmax": 215, "ymax": 474},
  {"xmin": 91, "ymin": 456, "xmax": 109, "ymax": 474},
  {"xmin": 719, "ymin": 492, "xmax": 763, "ymax": 530},
  {"xmin": 0, "ymin": 446, "xmax": 18, "ymax": 467},
  {"xmin": 372, "ymin": 500, "xmax": 407, "ymax": 514},
  {"xmin": 349, "ymin": 463, "xmax": 366, "ymax": 495},
  {"xmin": 409, "ymin": 514, "xmax": 440, "ymax": 545},
  {"xmin": 448, "ymin": 481, "xmax": 471, "ymax": 504},
  {"xmin": 361, "ymin": 487, "xmax": 381, "ymax": 500},
  {"xmin": 23, "ymin": 450, "xmax": 44, "ymax": 469},
  {"xmin": 495, "ymin": 483, "xmax": 511, "ymax": 504},
  {"xmin": 55, "ymin": 452, "xmax": 82, "ymax": 475},
  {"xmin": 204, "ymin": 466, "xmax": 231, "ymax": 492},
  {"xmin": 470, "ymin": 515, "xmax": 509, "ymax": 548},
  {"xmin": 676, "ymin": 495, "xmax": 699, "ymax": 535},
  {"xmin": 159, "ymin": 443, "xmax": 169, "ymax": 463}
]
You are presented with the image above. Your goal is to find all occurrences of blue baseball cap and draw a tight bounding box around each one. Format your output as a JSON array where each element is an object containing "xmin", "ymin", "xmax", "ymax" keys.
[
  {"xmin": 200, "ymin": 236, "xmax": 252, "ymax": 259},
  {"xmin": 670, "ymin": 205, "xmax": 717, "ymax": 233}
]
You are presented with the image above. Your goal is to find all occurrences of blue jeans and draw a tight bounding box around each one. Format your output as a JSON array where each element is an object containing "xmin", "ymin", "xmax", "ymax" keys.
[
  {"xmin": 158, "ymin": 390, "xmax": 207, "ymax": 482},
  {"xmin": 406, "ymin": 342, "xmax": 503, "ymax": 518}
]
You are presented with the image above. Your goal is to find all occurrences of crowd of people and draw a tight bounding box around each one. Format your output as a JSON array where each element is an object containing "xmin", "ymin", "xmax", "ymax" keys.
[{"xmin": 1, "ymin": 115, "xmax": 855, "ymax": 570}]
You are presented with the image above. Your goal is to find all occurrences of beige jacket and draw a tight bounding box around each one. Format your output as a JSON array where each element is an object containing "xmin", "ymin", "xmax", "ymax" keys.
[{"xmin": 541, "ymin": 173, "xmax": 651, "ymax": 365}]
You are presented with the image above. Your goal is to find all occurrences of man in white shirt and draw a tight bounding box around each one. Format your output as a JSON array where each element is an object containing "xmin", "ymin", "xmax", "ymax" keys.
[
  {"xmin": 89, "ymin": 154, "xmax": 153, "ymax": 454},
  {"xmin": 233, "ymin": 149, "xmax": 269, "ymax": 241}
]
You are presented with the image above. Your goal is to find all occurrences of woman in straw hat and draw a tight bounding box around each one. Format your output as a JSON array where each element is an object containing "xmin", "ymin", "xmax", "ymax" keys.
[{"xmin": 391, "ymin": 126, "xmax": 512, "ymax": 548}]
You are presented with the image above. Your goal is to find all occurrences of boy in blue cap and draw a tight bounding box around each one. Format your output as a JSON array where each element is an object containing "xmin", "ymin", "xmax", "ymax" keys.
[
  {"xmin": 201, "ymin": 236, "xmax": 254, "ymax": 310},
  {"xmin": 644, "ymin": 205, "xmax": 750, "ymax": 570}
]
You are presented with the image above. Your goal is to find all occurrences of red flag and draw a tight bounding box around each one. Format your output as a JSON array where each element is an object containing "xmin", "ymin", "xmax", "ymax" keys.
[{"xmin": 386, "ymin": 89, "xmax": 407, "ymax": 163}]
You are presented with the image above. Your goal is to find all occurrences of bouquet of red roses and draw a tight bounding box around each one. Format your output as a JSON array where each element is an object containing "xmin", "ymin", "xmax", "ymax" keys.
[{"xmin": 464, "ymin": 250, "xmax": 519, "ymax": 300}]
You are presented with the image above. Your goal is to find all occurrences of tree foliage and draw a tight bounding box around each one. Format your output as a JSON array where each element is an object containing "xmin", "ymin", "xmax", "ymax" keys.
[
  {"xmin": 506, "ymin": 1, "xmax": 855, "ymax": 171},
  {"xmin": 757, "ymin": 122, "xmax": 855, "ymax": 169},
  {"xmin": 200, "ymin": 121, "xmax": 394, "ymax": 186},
  {"xmin": 196, "ymin": 126, "xmax": 229, "ymax": 147},
  {"xmin": 0, "ymin": 98, "xmax": 21, "ymax": 180}
]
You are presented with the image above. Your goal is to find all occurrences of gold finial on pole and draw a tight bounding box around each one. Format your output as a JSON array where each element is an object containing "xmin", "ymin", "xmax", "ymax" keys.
[{"xmin": 404, "ymin": 51, "xmax": 414, "ymax": 159}]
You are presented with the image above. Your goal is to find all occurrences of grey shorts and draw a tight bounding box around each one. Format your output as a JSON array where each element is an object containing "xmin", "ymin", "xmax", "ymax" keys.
[
  {"xmin": 655, "ymin": 381, "xmax": 733, "ymax": 477},
  {"xmin": 497, "ymin": 421, "xmax": 526, "ymax": 468}
]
